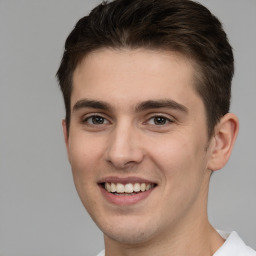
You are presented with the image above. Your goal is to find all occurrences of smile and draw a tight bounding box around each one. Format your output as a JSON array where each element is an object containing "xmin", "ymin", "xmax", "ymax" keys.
[
  {"xmin": 98, "ymin": 177, "xmax": 157, "ymax": 205},
  {"xmin": 104, "ymin": 182, "xmax": 156, "ymax": 194}
]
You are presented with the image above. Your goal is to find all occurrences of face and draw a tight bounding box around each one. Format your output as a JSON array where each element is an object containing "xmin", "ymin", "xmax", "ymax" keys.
[{"xmin": 64, "ymin": 48, "xmax": 214, "ymax": 245}]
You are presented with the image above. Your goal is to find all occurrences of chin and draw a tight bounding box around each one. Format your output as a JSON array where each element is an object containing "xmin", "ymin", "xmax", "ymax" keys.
[
  {"xmin": 99, "ymin": 218, "xmax": 160, "ymax": 245},
  {"xmin": 104, "ymin": 228, "xmax": 152, "ymax": 245}
]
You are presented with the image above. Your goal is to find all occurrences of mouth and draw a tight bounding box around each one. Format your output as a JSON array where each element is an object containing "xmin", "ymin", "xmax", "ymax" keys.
[
  {"xmin": 98, "ymin": 177, "xmax": 157, "ymax": 205},
  {"xmin": 100, "ymin": 182, "xmax": 157, "ymax": 195}
]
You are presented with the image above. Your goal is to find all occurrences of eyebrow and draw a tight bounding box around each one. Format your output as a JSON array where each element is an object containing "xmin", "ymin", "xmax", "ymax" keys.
[
  {"xmin": 135, "ymin": 99, "xmax": 188, "ymax": 114},
  {"xmin": 72, "ymin": 99, "xmax": 112, "ymax": 112},
  {"xmin": 72, "ymin": 98, "xmax": 188, "ymax": 114}
]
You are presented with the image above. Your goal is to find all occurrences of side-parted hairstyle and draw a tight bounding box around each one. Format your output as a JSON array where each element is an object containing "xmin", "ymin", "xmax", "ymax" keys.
[{"xmin": 56, "ymin": 0, "xmax": 234, "ymax": 136}]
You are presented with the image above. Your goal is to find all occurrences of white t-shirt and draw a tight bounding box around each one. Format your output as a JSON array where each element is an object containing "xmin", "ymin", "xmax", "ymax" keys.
[{"xmin": 96, "ymin": 231, "xmax": 256, "ymax": 256}]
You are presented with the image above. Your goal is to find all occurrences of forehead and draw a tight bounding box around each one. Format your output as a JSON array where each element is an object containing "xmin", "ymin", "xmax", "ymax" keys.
[{"xmin": 71, "ymin": 48, "xmax": 201, "ymax": 110}]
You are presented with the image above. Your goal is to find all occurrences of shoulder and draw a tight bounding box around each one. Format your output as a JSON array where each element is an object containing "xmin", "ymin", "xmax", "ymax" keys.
[{"xmin": 214, "ymin": 231, "xmax": 256, "ymax": 256}]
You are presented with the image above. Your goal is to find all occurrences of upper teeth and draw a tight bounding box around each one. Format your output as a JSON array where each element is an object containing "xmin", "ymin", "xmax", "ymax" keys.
[{"xmin": 105, "ymin": 182, "xmax": 154, "ymax": 193}]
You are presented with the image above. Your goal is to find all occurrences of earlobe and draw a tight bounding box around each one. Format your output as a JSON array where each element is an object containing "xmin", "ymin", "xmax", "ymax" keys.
[{"xmin": 207, "ymin": 113, "xmax": 239, "ymax": 171}]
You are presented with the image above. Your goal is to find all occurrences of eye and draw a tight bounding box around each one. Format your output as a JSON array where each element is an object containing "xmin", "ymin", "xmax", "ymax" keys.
[
  {"xmin": 147, "ymin": 115, "xmax": 173, "ymax": 126},
  {"xmin": 83, "ymin": 115, "xmax": 109, "ymax": 125}
]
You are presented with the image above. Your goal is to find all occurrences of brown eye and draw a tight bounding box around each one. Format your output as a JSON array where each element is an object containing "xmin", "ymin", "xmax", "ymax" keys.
[
  {"xmin": 147, "ymin": 115, "xmax": 172, "ymax": 126},
  {"xmin": 84, "ymin": 115, "xmax": 109, "ymax": 125},
  {"xmin": 154, "ymin": 116, "xmax": 168, "ymax": 125}
]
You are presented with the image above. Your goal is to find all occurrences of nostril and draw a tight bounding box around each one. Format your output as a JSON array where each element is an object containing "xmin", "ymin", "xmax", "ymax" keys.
[{"xmin": 105, "ymin": 150, "xmax": 144, "ymax": 169}]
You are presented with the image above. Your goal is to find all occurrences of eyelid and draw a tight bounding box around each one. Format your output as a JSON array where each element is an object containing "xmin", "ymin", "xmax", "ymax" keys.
[
  {"xmin": 145, "ymin": 113, "xmax": 174, "ymax": 123},
  {"xmin": 81, "ymin": 112, "xmax": 111, "ymax": 125}
]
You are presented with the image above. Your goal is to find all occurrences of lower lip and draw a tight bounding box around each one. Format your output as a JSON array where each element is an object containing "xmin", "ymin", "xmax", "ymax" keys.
[{"xmin": 99, "ymin": 185, "xmax": 155, "ymax": 206}]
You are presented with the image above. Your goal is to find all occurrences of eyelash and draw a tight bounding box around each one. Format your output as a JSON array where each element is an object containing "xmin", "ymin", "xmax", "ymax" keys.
[
  {"xmin": 81, "ymin": 113, "xmax": 174, "ymax": 128},
  {"xmin": 82, "ymin": 114, "xmax": 110, "ymax": 126},
  {"xmin": 146, "ymin": 115, "xmax": 173, "ymax": 126}
]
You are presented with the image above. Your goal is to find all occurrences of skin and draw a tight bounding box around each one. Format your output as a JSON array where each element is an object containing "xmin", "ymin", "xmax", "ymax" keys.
[{"xmin": 63, "ymin": 48, "xmax": 239, "ymax": 256}]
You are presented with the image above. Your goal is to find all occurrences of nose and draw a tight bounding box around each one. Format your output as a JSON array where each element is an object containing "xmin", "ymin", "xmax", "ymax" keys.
[{"xmin": 105, "ymin": 123, "xmax": 144, "ymax": 169}]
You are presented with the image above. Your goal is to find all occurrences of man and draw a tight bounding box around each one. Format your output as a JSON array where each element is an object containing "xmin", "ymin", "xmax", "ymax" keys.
[{"xmin": 56, "ymin": 0, "xmax": 255, "ymax": 255}]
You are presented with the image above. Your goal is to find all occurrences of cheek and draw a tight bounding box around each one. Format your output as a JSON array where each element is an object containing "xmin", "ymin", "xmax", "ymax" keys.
[
  {"xmin": 152, "ymin": 134, "xmax": 207, "ymax": 187},
  {"xmin": 67, "ymin": 136, "xmax": 103, "ymax": 209},
  {"xmin": 153, "ymin": 138, "xmax": 208, "ymax": 216},
  {"xmin": 68, "ymin": 135, "xmax": 102, "ymax": 181},
  {"xmin": 153, "ymin": 137, "xmax": 193, "ymax": 170}
]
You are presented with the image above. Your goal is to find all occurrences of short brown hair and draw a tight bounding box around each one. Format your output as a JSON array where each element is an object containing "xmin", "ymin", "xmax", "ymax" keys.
[{"xmin": 56, "ymin": 0, "xmax": 234, "ymax": 136}]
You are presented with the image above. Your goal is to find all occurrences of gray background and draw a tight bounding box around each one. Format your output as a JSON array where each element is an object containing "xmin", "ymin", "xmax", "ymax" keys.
[{"xmin": 0, "ymin": 0, "xmax": 255, "ymax": 255}]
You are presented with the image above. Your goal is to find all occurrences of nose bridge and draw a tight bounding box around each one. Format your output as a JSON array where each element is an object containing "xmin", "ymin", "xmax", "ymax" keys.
[{"xmin": 105, "ymin": 119, "xmax": 143, "ymax": 168}]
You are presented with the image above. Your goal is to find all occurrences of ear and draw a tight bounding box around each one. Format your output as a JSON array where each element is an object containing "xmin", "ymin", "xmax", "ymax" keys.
[
  {"xmin": 207, "ymin": 113, "xmax": 239, "ymax": 171},
  {"xmin": 62, "ymin": 119, "xmax": 69, "ymax": 151}
]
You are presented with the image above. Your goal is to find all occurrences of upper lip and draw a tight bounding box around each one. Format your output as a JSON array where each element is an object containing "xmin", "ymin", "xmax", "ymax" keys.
[{"xmin": 98, "ymin": 176, "xmax": 158, "ymax": 185}]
